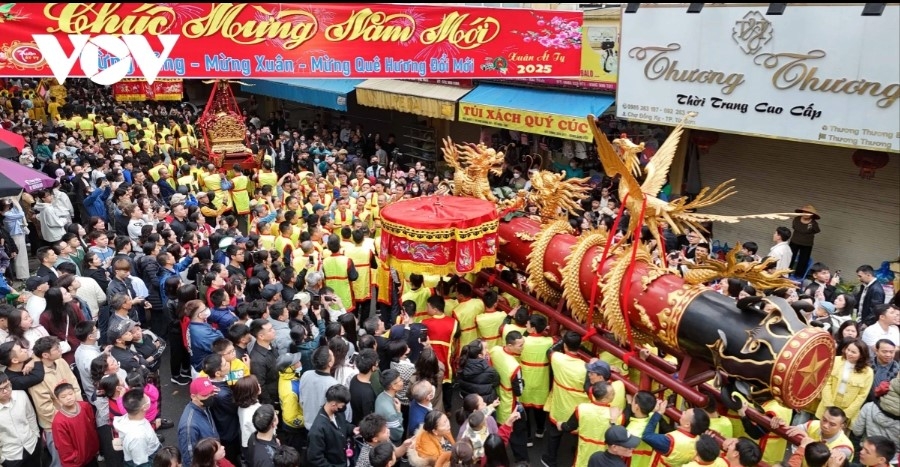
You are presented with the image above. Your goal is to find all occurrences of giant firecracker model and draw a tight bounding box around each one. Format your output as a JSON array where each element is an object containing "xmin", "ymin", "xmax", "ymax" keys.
[{"xmin": 421, "ymin": 114, "xmax": 836, "ymax": 423}]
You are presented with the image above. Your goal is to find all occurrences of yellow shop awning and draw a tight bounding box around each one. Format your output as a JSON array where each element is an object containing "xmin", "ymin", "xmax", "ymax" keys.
[
  {"xmin": 355, "ymin": 80, "xmax": 473, "ymax": 120},
  {"xmin": 458, "ymin": 84, "xmax": 615, "ymax": 142}
]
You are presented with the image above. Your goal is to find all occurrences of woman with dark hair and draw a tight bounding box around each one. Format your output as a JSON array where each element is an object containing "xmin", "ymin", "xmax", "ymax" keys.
[
  {"xmin": 338, "ymin": 312, "xmax": 358, "ymax": 349},
  {"xmin": 329, "ymin": 336, "xmax": 357, "ymax": 386},
  {"xmin": 245, "ymin": 277, "xmax": 263, "ymax": 303},
  {"xmin": 410, "ymin": 346, "xmax": 446, "ymax": 413},
  {"xmin": 190, "ymin": 438, "xmax": 234, "ymax": 467},
  {"xmin": 482, "ymin": 434, "xmax": 512, "ymax": 467},
  {"xmin": 87, "ymin": 216, "xmax": 107, "ymax": 235},
  {"xmin": 152, "ymin": 446, "xmax": 181, "ymax": 467},
  {"xmin": 39, "ymin": 286, "xmax": 83, "ymax": 364},
  {"xmin": 816, "ymin": 339, "xmax": 873, "ymax": 423},
  {"xmin": 833, "ymin": 293, "xmax": 857, "ymax": 319},
  {"xmin": 65, "ymin": 223, "xmax": 90, "ymax": 253},
  {"xmin": 233, "ymin": 375, "xmax": 262, "ymax": 460},
  {"xmin": 165, "ymin": 276, "xmax": 191, "ymax": 385},
  {"xmin": 94, "ymin": 373, "xmax": 127, "ymax": 467},
  {"xmin": 82, "ymin": 251, "xmax": 111, "ymax": 290},
  {"xmin": 834, "ymin": 321, "xmax": 862, "ymax": 354},
  {"xmin": 457, "ymin": 339, "xmax": 500, "ymax": 404},
  {"xmin": 54, "ymin": 273, "xmax": 93, "ymax": 320}
]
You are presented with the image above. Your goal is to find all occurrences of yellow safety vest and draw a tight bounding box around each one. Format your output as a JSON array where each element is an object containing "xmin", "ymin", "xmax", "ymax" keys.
[
  {"xmin": 546, "ymin": 352, "xmax": 589, "ymax": 424},
  {"xmin": 333, "ymin": 208, "xmax": 354, "ymax": 232},
  {"xmin": 292, "ymin": 251, "xmax": 320, "ymax": 276},
  {"xmin": 177, "ymin": 175, "xmax": 199, "ymax": 193},
  {"xmin": 322, "ymin": 254, "xmax": 354, "ymax": 306},
  {"xmin": 651, "ymin": 430, "xmax": 698, "ymax": 467},
  {"xmin": 452, "ymin": 298, "xmax": 484, "ymax": 351},
  {"xmin": 258, "ymin": 171, "xmax": 277, "ymax": 190},
  {"xmin": 78, "ymin": 119, "xmax": 94, "ymax": 135},
  {"xmin": 626, "ymin": 416, "xmax": 655, "ymax": 467},
  {"xmin": 574, "ymin": 402, "xmax": 622, "ymax": 467},
  {"xmin": 758, "ymin": 400, "xmax": 792, "ymax": 465},
  {"xmin": 346, "ymin": 244, "xmax": 373, "ymax": 302},
  {"xmin": 488, "ymin": 346, "xmax": 521, "ymax": 423},
  {"xmin": 401, "ymin": 287, "xmax": 433, "ymax": 323},
  {"xmin": 519, "ymin": 335, "xmax": 554, "ymax": 408},
  {"xmin": 258, "ymin": 235, "xmax": 276, "ymax": 252},
  {"xmin": 148, "ymin": 164, "xmax": 167, "ymax": 182},
  {"xmin": 501, "ymin": 323, "xmax": 527, "ymax": 343},
  {"xmin": 274, "ymin": 236, "xmax": 294, "ymax": 263},
  {"xmin": 806, "ymin": 421, "xmax": 854, "ymax": 455},
  {"xmin": 708, "ymin": 416, "xmax": 733, "ymax": 439},
  {"xmin": 72, "ymin": 115, "xmax": 83, "ymax": 125},
  {"xmin": 500, "ymin": 291, "xmax": 520, "ymax": 310},
  {"xmin": 63, "ymin": 119, "xmax": 76, "ymax": 130},
  {"xmin": 475, "ymin": 311, "xmax": 506, "ymax": 350},
  {"xmin": 608, "ymin": 379, "xmax": 627, "ymax": 411},
  {"xmin": 204, "ymin": 174, "xmax": 227, "ymax": 208},
  {"xmin": 101, "ymin": 124, "xmax": 117, "ymax": 140},
  {"xmin": 231, "ymin": 175, "xmax": 251, "ymax": 214}
]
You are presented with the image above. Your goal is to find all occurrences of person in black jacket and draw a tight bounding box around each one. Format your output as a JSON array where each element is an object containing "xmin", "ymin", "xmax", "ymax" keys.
[
  {"xmin": 307, "ymin": 384, "xmax": 357, "ymax": 467},
  {"xmin": 202, "ymin": 353, "xmax": 242, "ymax": 467},
  {"xmin": 457, "ymin": 339, "xmax": 500, "ymax": 403},
  {"xmin": 249, "ymin": 319, "xmax": 280, "ymax": 406}
]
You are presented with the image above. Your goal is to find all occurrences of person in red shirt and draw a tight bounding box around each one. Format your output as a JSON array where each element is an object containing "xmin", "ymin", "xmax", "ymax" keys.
[
  {"xmin": 421, "ymin": 294, "xmax": 459, "ymax": 412},
  {"xmin": 51, "ymin": 382, "xmax": 101, "ymax": 467}
]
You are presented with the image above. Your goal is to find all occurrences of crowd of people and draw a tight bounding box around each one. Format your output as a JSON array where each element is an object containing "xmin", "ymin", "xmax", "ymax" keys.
[{"xmin": 0, "ymin": 78, "xmax": 896, "ymax": 467}]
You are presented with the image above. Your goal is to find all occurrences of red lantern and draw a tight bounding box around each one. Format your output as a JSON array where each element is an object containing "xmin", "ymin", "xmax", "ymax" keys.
[
  {"xmin": 691, "ymin": 130, "xmax": 720, "ymax": 153},
  {"xmin": 851, "ymin": 150, "xmax": 889, "ymax": 179}
]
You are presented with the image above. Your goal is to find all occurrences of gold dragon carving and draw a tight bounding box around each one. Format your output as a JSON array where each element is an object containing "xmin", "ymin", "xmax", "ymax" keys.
[
  {"xmin": 527, "ymin": 170, "xmax": 591, "ymax": 223},
  {"xmin": 441, "ymin": 138, "xmax": 505, "ymax": 202},
  {"xmin": 684, "ymin": 242, "xmax": 795, "ymax": 291}
]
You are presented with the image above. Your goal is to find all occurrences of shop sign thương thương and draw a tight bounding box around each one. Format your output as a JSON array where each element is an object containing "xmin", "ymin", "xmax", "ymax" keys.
[
  {"xmin": 0, "ymin": 3, "xmax": 582, "ymax": 83},
  {"xmin": 616, "ymin": 4, "xmax": 899, "ymax": 152}
]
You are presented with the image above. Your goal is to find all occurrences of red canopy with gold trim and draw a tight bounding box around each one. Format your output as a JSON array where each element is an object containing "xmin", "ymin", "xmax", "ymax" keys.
[{"xmin": 380, "ymin": 196, "xmax": 499, "ymax": 276}]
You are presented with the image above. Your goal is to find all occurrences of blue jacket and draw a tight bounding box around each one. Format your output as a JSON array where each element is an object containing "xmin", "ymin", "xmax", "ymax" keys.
[
  {"xmin": 83, "ymin": 186, "xmax": 111, "ymax": 221},
  {"xmin": 209, "ymin": 306, "xmax": 237, "ymax": 331},
  {"xmin": 178, "ymin": 402, "xmax": 219, "ymax": 467},
  {"xmin": 158, "ymin": 257, "xmax": 192, "ymax": 305},
  {"xmin": 186, "ymin": 321, "xmax": 223, "ymax": 370}
]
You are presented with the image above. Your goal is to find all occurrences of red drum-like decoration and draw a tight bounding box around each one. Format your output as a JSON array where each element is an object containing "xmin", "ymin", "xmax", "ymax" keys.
[
  {"xmin": 380, "ymin": 196, "xmax": 499, "ymax": 276},
  {"xmin": 691, "ymin": 130, "xmax": 720, "ymax": 153},
  {"xmin": 851, "ymin": 149, "xmax": 889, "ymax": 179}
]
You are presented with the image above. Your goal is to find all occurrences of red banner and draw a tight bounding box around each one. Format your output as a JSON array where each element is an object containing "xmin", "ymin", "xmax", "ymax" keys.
[
  {"xmin": 0, "ymin": 3, "xmax": 582, "ymax": 81},
  {"xmin": 112, "ymin": 79, "xmax": 183, "ymax": 102}
]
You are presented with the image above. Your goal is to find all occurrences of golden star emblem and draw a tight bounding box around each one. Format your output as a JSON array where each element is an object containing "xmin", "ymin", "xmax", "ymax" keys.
[{"xmin": 796, "ymin": 350, "xmax": 826, "ymax": 394}]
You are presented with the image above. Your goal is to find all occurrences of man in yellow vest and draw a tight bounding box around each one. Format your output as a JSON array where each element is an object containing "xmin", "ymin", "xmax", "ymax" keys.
[
  {"xmin": 500, "ymin": 306, "xmax": 529, "ymax": 343},
  {"xmin": 78, "ymin": 114, "xmax": 94, "ymax": 136},
  {"xmin": 274, "ymin": 221, "xmax": 295, "ymax": 266},
  {"xmin": 735, "ymin": 399, "xmax": 792, "ymax": 465},
  {"xmin": 684, "ymin": 435, "xmax": 729, "ymax": 467},
  {"xmin": 627, "ymin": 392, "xmax": 659, "ymax": 467},
  {"xmin": 487, "ymin": 331, "xmax": 529, "ymax": 464},
  {"xmin": 475, "ymin": 291, "xmax": 507, "ymax": 351},
  {"xmin": 519, "ymin": 314, "xmax": 554, "ymax": 441},
  {"xmin": 177, "ymin": 164, "xmax": 199, "ymax": 194},
  {"xmin": 401, "ymin": 273, "xmax": 433, "ymax": 323},
  {"xmin": 321, "ymin": 235, "xmax": 358, "ymax": 308},
  {"xmin": 586, "ymin": 360, "xmax": 627, "ymax": 411},
  {"xmin": 641, "ymin": 400, "xmax": 710, "ymax": 467},
  {"xmin": 451, "ymin": 282, "xmax": 484, "ymax": 352},
  {"xmin": 558, "ymin": 381, "xmax": 625, "ymax": 467},
  {"xmin": 784, "ymin": 406, "xmax": 854, "ymax": 458},
  {"xmin": 542, "ymin": 331, "xmax": 590, "ymax": 467},
  {"xmin": 230, "ymin": 165, "xmax": 251, "ymax": 234},
  {"xmin": 347, "ymin": 229, "xmax": 376, "ymax": 319}
]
